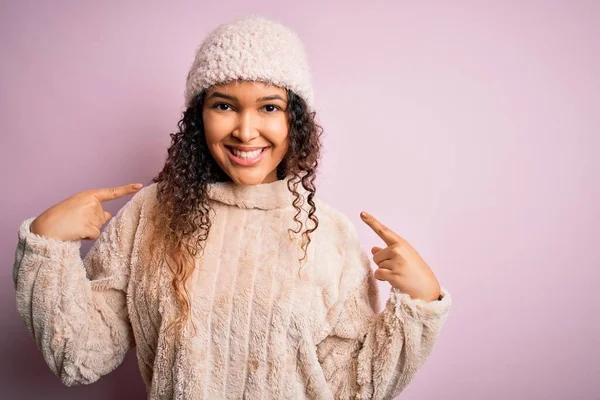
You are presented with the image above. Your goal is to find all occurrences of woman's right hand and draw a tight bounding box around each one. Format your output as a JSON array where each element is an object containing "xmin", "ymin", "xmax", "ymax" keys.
[{"xmin": 29, "ymin": 183, "xmax": 144, "ymax": 241}]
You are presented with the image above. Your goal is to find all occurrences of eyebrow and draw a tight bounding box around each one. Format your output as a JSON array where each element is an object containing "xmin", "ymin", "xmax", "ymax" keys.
[{"xmin": 206, "ymin": 92, "xmax": 287, "ymax": 102}]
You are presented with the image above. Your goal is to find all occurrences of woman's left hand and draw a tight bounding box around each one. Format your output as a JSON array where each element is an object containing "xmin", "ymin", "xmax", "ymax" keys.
[{"xmin": 360, "ymin": 211, "xmax": 441, "ymax": 302}]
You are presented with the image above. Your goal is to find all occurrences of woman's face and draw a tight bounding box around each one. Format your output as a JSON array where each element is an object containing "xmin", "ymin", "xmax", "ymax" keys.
[{"xmin": 202, "ymin": 81, "xmax": 290, "ymax": 185}]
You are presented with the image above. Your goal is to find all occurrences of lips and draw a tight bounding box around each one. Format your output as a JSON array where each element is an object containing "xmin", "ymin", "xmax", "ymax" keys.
[
  {"xmin": 226, "ymin": 145, "xmax": 269, "ymax": 152},
  {"xmin": 225, "ymin": 145, "xmax": 269, "ymax": 166}
]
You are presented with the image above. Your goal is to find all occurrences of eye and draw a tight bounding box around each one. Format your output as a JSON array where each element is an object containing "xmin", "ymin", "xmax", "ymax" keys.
[
  {"xmin": 263, "ymin": 104, "xmax": 281, "ymax": 113},
  {"xmin": 213, "ymin": 103, "xmax": 232, "ymax": 111}
]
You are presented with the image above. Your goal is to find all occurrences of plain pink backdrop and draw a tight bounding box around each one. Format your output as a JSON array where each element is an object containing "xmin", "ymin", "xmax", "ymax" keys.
[{"xmin": 1, "ymin": 1, "xmax": 598, "ymax": 399}]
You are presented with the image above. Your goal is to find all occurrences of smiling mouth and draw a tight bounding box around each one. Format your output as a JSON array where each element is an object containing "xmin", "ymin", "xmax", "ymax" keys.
[{"xmin": 225, "ymin": 145, "xmax": 270, "ymax": 165}]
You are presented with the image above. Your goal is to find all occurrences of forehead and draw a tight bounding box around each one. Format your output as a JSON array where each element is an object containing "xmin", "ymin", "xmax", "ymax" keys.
[{"xmin": 206, "ymin": 80, "xmax": 287, "ymax": 96}]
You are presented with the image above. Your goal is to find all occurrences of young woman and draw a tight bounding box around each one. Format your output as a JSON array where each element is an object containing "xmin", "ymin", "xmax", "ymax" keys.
[{"xmin": 13, "ymin": 16, "xmax": 451, "ymax": 399}]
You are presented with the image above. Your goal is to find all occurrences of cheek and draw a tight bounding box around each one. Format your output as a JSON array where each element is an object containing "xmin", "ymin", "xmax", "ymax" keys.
[
  {"xmin": 269, "ymin": 131, "xmax": 289, "ymax": 160},
  {"xmin": 266, "ymin": 117, "xmax": 290, "ymax": 147},
  {"xmin": 277, "ymin": 138, "xmax": 290, "ymax": 157},
  {"xmin": 200, "ymin": 115, "xmax": 227, "ymax": 166},
  {"xmin": 202, "ymin": 115, "xmax": 234, "ymax": 154},
  {"xmin": 202, "ymin": 131, "xmax": 220, "ymax": 161},
  {"xmin": 202, "ymin": 114, "xmax": 220, "ymax": 144}
]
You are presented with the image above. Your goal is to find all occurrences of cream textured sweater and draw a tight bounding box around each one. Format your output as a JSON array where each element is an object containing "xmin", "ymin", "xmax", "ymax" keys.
[{"xmin": 13, "ymin": 178, "xmax": 452, "ymax": 399}]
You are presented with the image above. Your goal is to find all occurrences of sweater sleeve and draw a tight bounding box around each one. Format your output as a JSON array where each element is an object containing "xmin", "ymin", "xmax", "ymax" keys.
[
  {"xmin": 317, "ymin": 225, "xmax": 452, "ymax": 400},
  {"xmin": 12, "ymin": 191, "xmax": 144, "ymax": 386}
]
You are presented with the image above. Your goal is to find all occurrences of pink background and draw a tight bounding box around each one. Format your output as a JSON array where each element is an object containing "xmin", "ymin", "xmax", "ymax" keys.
[{"xmin": 1, "ymin": 1, "xmax": 598, "ymax": 399}]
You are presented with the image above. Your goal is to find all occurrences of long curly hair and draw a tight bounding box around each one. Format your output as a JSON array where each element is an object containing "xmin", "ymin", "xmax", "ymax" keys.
[{"xmin": 146, "ymin": 86, "xmax": 323, "ymax": 334}]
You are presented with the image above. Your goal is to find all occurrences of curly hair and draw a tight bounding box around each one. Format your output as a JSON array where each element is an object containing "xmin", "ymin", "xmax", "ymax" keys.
[{"xmin": 146, "ymin": 87, "xmax": 323, "ymax": 334}]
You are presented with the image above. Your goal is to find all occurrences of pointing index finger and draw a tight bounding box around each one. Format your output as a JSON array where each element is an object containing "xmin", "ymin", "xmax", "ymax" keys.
[
  {"xmin": 360, "ymin": 211, "xmax": 402, "ymax": 246},
  {"xmin": 93, "ymin": 183, "xmax": 143, "ymax": 203}
]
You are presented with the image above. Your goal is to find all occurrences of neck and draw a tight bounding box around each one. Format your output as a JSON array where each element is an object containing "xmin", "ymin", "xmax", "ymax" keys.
[{"xmin": 207, "ymin": 175, "xmax": 308, "ymax": 210}]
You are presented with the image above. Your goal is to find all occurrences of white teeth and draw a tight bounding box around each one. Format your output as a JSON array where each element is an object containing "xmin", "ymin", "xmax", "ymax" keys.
[{"xmin": 232, "ymin": 148, "xmax": 263, "ymax": 159}]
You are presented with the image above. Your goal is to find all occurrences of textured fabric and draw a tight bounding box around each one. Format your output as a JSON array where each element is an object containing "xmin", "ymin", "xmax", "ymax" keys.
[
  {"xmin": 13, "ymin": 177, "xmax": 452, "ymax": 399},
  {"xmin": 184, "ymin": 15, "xmax": 314, "ymax": 110}
]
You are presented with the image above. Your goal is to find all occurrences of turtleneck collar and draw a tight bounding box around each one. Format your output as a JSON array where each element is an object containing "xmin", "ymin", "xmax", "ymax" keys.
[{"xmin": 207, "ymin": 175, "xmax": 307, "ymax": 210}]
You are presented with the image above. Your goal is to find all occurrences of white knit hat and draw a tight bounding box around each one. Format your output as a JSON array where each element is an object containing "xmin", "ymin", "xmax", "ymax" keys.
[{"xmin": 184, "ymin": 15, "xmax": 314, "ymax": 110}]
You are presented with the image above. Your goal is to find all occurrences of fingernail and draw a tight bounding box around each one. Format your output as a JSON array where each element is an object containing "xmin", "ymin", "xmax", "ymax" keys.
[
  {"xmin": 360, "ymin": 212, "xmax": 368, "ymax": 219},
  {"xmin": 133, "ymin": 183, "xmax": 143, "ymax": 189}
]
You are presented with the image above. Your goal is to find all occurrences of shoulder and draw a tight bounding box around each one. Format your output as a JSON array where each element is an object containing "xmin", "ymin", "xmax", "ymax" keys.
[
  {"xmin": 130, "ymin": 182, "xmax": 159, "ymax": 208},
  {"xmin": 113, "ymin": 182, "xmax": 159, "ymax": 222},
  {"xmin": 313, "ymin": 197, "xmax": 359, "ymax": 247},
  {"xmin": 312, "ymin": 197, "xmax": 377, "ymax": 308},
  {"xmin": 135, "ymin": 182, "xmax": 158, "ymax": 201}
]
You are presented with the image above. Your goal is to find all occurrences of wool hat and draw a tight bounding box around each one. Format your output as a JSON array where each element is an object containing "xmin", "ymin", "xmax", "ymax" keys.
[{"xmin": 184, "ymin": 15, "xmax": 314, "ymax": 110}]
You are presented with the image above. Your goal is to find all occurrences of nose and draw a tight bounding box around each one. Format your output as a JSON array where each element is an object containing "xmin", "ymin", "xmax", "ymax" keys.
[{"xmin": 231, "ymin": 110, "xmax": 259, "ymax": 143}]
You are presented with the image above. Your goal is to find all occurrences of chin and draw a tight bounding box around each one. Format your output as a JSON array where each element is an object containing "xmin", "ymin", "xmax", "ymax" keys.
[{"xmin": 228, "ymin": 170, "xmax": 270, "ymax": 186}]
